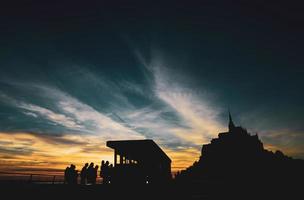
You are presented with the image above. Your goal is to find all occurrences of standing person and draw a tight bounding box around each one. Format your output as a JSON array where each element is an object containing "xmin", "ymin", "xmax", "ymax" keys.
[
  {"xmin": 93, "ymin": 165, "xmax": 99, "ymax": 184},
  {"xmin": 70, "ymin": 164, "xmax": 78, "ymax": 184},
  {"xmin": 100, "ymin": 160, "xmax": 105, "ymax": 178},
  {"xmin": 80, "ymin": 163, "xmax": 89, "ymax": 185},
  {"xmin": 104, "ymin": 161, "xmax": 109, "ymax": 184},
  {"xmin": 108, "ymin": 164, "xmax": 113, "ymax": 184},
  {"xmin": 87, "ymin": 162, "xmax": 94, "ymax": 184},
  {"xmin": 64, "ymin": 166, "xmax": 70, "ymax": 184},
  {"xmin": 101, "ymin": 161, "xmax": 111, "ymax": 184}
]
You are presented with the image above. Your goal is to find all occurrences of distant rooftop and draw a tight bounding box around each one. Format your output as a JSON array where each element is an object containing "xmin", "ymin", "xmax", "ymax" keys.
[{"xmin": 106, "ymin": 139, "xmax": 171, "ymax": 163}]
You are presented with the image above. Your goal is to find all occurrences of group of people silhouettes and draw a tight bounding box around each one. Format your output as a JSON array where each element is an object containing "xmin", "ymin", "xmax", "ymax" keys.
[
  {"xmin": 64, "ymin": 160, "xmax": 113, "ymax": 185},
  {"xmin": 64, "ymin": 164, "xmax": 78, "ymax": 184},
  {"xmin": 80, "ymin": 162, "xmax": 99, "ymax": 185},
  {"xmin": 100, "ymin": 160, "xmax": 113, "ymax": 184}
]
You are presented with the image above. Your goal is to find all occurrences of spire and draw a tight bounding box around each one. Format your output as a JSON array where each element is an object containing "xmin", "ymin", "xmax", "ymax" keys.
[{"xmin": 228, "ymin": 110, "xmax": 235, "ymax": 132}]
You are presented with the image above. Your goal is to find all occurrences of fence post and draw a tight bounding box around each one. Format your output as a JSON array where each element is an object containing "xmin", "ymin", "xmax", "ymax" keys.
[{"xmin": 52, "ymin": 175, "xmax": 56, "ymax": 184}]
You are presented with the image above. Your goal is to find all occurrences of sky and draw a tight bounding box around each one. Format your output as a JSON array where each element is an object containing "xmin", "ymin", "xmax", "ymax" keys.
[{"xmin": 0, "ymin": 1, "xmax": 304, "ymax": 174}]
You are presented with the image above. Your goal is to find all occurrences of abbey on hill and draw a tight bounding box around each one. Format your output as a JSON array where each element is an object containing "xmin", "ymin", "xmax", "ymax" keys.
[{"xmin": 176, "ymin": 113, "xmax": 304, "ymax": 184}]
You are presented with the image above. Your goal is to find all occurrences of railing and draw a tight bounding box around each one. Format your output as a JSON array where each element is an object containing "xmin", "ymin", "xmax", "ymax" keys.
[
  {"xmin": 0, "ymin": 171, "xmax": 65, "ymax": 184},
  {"xmin": 0, "ymin": 171, "xmax": 103, "ymax": 184}
]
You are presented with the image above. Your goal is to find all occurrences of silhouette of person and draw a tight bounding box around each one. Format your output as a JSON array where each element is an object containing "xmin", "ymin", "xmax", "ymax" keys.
[
  {"xmin": 101, "ymin": 161, "xmax": 112, "ymax": 184},
  {"xmin": 64, "ymin": 166, "xmax": 70, "ymax": 184},
  {"xmin": 92, "ymin": 165, "xmax": 99, "ymax": 184},
  {"xmin": 108, "ymin": 164, "xmax": 113, "ymax": 183},
  {"xmin": 80, "ymin": 163, "xmax": 88, "ymax": 185},
  {"xmin": 87, "ymin": 162, "xmax": 94, "ymax": 184},
  {"xmin": 100, "ymin": 160, "xmax": 105, "ymax": 177},
  {"xmin": 70, "ymin": 164, "xmax": 78, "ymax": 184}
]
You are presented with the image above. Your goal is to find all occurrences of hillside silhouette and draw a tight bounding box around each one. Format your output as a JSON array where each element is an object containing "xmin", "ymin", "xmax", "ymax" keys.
[{"xmin": 175, "ymin": 113, "xmax": 304, "ymax": 198}]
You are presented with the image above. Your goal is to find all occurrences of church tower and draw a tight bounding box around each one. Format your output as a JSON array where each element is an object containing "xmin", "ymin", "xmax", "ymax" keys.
[{"xmin": 228, "ymin": 111, "xmax": 235, "ymax": 132}]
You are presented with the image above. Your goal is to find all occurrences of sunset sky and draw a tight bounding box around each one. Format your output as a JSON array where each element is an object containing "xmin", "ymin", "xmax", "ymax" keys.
[{"xmin": 0, "ymin": 1, "xmax": 303, "ymax": 174}]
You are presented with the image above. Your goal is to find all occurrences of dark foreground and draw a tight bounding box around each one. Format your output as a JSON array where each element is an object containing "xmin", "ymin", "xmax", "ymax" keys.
[{"xmin": 1, "ymin": 180, "xmax": 301, "ymax": 200}]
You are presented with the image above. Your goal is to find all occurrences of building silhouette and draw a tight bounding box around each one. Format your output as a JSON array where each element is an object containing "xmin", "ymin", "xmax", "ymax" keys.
[
  {"xmin": 176, "ymin": 112, "xmax": 304, "ymax": 186},
  {"xmin": 106, "ymin": 139, "xmax": 171, "ymax": 184}
]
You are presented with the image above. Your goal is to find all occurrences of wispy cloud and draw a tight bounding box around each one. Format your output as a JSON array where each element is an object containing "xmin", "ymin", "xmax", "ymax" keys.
[
  {"xmin": 54, "ymin": 88, "xmax": 144, "ymax": 140},
  {"xmin": 23, "ymin": 112, "xmax": 38, "ymax": 118},
  {"xmin": 135, "ymin": 51, "xmax": 226, "ymax": 145},
  {"xmin": 0, "ymin": 80, "xmax": 145, "ymax": 140},
  {"xmin": 18, "ymin": 102, "xmax": 84, "ymax": 130}
]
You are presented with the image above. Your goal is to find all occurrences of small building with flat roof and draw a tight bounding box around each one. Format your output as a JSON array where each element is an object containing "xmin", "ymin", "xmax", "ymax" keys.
[{"xmin": 106, "ymin": 139, "xmax": 171, "ymax": 184}]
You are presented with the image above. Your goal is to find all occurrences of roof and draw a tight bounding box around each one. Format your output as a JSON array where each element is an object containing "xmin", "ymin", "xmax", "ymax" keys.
[{"xmin": 106, "ymin": 139, "xmax": 171, "ymax": 163}]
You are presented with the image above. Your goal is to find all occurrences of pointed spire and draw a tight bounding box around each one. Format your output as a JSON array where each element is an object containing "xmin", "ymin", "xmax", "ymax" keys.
[{"xmin": 228, "ymin": 110, "xmax": 235, "ymax": 132}]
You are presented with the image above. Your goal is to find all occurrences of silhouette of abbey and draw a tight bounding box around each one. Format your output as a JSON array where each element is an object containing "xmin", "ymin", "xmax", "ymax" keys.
[{"xmin": 175, "ymin": 112, "xmax": 304, "ymax": 197}]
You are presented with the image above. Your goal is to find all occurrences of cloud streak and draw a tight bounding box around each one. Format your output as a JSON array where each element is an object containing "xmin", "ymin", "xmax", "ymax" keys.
[
  {"xmin": 135, "ymin": 50, "xmax": 226, "ymax": 145},
  {"xmin": 18, "ymin": 102, "xmax": 84, "ymax": 130}
]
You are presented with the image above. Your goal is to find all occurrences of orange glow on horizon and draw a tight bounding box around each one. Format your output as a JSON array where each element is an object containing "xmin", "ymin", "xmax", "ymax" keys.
[
  {"xmin": 0, "ymin": 132, "xmax": 199, "ymax": 175},
  {"xmin": 1, "ymin": 131, "xmax": 299, "ymax": 176}
]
